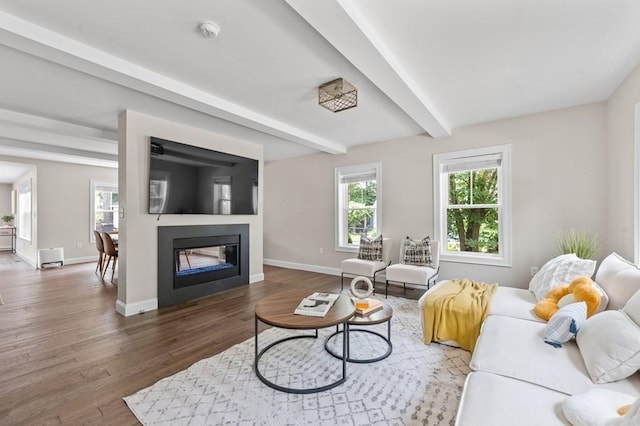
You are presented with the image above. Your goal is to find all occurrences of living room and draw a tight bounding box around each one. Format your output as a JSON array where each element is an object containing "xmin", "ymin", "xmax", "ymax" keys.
[{"xmin": 1, "ymin": 1, "xmax": 640, "ymax": 424}]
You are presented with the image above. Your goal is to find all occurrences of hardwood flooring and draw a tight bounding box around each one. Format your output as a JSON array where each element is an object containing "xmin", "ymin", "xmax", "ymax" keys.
[{"xmin": 0, "ymin": 253, "xmax": 424, "ymax": 425}]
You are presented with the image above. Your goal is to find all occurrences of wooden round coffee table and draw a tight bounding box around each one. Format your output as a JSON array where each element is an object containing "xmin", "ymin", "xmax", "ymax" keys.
[
  {"xmin": 254, "ymin": 289, "xmax": 355, "ymax": 394},
  {"xmin": 325, "ymin": 302, "xmax": 393, "ymax": 363}
]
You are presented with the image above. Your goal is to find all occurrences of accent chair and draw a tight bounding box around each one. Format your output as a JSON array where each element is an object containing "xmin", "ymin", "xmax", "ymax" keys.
[
  {"xmin": 341, "ymin": 237, "xmax": 392, "ymax": 295},
  {"xmin": 385, "ymin": 239, "xmax": 440, "ymax": 297}
]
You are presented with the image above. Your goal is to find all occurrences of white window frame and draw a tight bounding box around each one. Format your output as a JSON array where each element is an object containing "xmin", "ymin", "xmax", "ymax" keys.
[
  {"xmin": 335, "ymin": 162, "xmax": 382, "ymax": 252},
  {"xmin": 90, "ymin": 180, "xmax": 118, "ymax": 243},
  {"xmin": 433, "ymin": 145, "xmax": 512, "ymax": 266},
  {"xmin": 17, "ymin": 179, "xmax": 32, "ymax": 242}
]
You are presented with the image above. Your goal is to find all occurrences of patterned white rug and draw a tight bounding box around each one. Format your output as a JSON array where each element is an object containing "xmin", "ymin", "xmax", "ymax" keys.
[{"xmin": 124, "ymin": 296, "xmax": 471, "ymax": 425}]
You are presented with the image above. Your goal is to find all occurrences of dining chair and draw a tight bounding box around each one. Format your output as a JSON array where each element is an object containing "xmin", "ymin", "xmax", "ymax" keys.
[
  {"xmin": 93, "ymin": 230, "xmax": 105, "ymax": 275},
  {"xmin": 101, "ymin": 231, "xmax": 118, "ymax": 284}
]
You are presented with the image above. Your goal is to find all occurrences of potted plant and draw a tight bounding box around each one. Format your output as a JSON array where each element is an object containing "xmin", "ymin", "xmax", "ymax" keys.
[
  {"xmin": 557, "ymin": 229, "xmax": 597, "ymax": 259},
  {"xmin": 1, "ymin": 214, "xmax": 13, "ymax": 226}
]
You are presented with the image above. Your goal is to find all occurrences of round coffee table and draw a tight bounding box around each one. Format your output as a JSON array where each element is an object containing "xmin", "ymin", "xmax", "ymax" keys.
[
  {"xmin": 325, "ymin": 302, "xmax": 393, "ymax": 363},
  {"xmin": 254, "ymin": 289, "xmax": 355, "ymax": 394}
]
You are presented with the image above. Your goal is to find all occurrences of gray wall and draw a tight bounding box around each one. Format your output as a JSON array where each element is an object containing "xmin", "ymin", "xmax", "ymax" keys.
[
  {"xmin": 264, "ymin": 102, "xmax": 609, "ymax": 287},
  {"xmin": 0, "ymin": 155, "xmax": 117, "ymax": 266},
  {"xmin": 606, "ymin": 62, "xmax": 640, "ymax": 262},
  {"xmin": 0, "ymin": 183, "xmax": 12, "ymax": 250}
]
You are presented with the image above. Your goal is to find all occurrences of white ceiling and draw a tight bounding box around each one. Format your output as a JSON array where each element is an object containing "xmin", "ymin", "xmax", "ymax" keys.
[{"xmin": 0, "ymin": 0, "xmax": 639, "ymax": 181}]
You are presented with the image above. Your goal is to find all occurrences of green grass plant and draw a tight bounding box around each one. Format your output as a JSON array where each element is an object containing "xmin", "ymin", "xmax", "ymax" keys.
[{"xmin": 557, "ymin": 229, "xmax": 598, "ymax": 259}]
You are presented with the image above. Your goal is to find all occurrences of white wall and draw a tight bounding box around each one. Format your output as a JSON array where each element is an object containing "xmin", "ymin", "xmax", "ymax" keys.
[
  {"xmin": 0, "ymin": 155, "xmax": 117, "ymax": 266},
  {"xmin": 117, "ymin": 110, "xmax": 264, "ymax": 316},
  {"xmin": 605, "ymin": 63, "xmax": 640, "ymax": 261},
  {"xmin": 264, "ymin": 102, "xmax": 608, "ymax": 287},
  {"xmin": 0, "ymin": 183, "xmax": 12, "ymax": 250}
]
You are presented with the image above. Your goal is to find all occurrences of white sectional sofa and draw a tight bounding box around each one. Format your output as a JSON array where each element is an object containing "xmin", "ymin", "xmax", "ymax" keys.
[{"xmin": 419, "ymin": 253, "xmax": 640, "ymax": 425}]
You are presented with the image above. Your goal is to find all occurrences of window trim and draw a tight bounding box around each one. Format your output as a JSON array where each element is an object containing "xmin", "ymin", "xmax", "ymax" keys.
[
  {"xmin": 335, "ymin": 162, "xmax": 382, "ymax": 253},
  {"xmin": 433, "ymin": 145, "xmax": 512, "ymax": 267}
]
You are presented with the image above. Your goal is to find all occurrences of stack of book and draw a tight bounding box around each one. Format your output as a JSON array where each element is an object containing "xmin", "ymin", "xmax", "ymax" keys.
[
  {"xmin": 294, "ymin": 292, "xmax": 340, "ymax": 317},
  {"xmin": 353, "ymin": 298, "xmax": 383, "ymax": 316}
]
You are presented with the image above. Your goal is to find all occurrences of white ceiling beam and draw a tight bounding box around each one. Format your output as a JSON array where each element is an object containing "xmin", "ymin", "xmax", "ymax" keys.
[
  {"xmin": 0, "ymin": 109, "xmax": 117, "ymax": 155},
  {"xmin": 285, "ymin": 0, "xmax": 450, "ymax": 138},
  {"xmin": 0, "ymin": 138, "xmax": 118, "ymax": 169},
  {"xmin": 0, "ymin": 11, "xmax": 347, "ymax": 155}
]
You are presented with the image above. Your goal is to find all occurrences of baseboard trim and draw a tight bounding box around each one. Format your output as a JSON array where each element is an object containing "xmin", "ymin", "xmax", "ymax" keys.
[
  {"xmin": 15, "ymin": 251, "xmax": 36, "ymax": 269},
  {"xmin": 263, "ymin": 258, "xmax": 391, "ymax": 284},
  {"xmin": 64, "ymin": 256, "xmax": 97, "ymax": 265},
  {"xmin": 264, "ymin": 258, "xmax": 342, "ymax": 277},
  {"xmin": 250, "ymin": 273, "xmax": 265, "ymax": 284},
  {"xmin": 116, "ymin": 298, "xmax": 158, "ymax": 317}
]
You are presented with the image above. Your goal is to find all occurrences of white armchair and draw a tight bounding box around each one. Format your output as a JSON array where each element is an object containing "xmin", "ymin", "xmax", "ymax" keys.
[
  {"xmin": 385, "ymin": 239, "xmax": 440, "ymax": 297},
  {"xmin": 341, "ymin": 237, "xmax": 392, "ymax": 294}
]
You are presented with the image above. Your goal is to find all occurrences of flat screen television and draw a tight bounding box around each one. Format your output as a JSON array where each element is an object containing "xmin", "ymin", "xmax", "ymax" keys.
[{"xmin": 148, "ymin": 136, "xmax": 259, "ymax": 215}]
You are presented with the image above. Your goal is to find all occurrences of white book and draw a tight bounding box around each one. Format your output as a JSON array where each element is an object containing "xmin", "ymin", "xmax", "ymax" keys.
[{"xmin": 294, "ymin": 292, "xmax": 339, "ymax": 317}]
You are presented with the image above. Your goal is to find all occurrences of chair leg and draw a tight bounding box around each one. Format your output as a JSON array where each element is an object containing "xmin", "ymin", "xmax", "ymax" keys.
[
  {"xmin": 102, "ymin": 256, "xmax": 112, "ymax": 279},
  {"xmin": 111, "ymin": 257, "xmax": 117, "ymax": 282},
  {"xmin": 403, "ymin": 283, "xmax": 407, "ymax": 294},
  {"xmin": 385, "ymin": 280, "xmax": 389, "ymax": 299},
  {"xmin": 95, "ymin": 253, "xmax": 103, "ymax": 274},
  {"xmin": 341, "ymin": 273, "xmax": 344, "ymax": 291}
]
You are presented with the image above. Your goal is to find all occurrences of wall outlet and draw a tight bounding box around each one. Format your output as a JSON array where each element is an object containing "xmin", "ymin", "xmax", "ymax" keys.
[
  {"xmin": 76, "ymin": 242, "xmax": 83, "ymax": 248},
  {"xmin": 530, "ymin": 266, "xmax": 539, "ymax": 277},
  {"xmin": 319, "ymin": 247, "xmax": 324, "ymax": 254}
]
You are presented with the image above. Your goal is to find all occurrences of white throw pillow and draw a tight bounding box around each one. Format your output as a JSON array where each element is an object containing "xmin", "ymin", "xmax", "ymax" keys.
[
  {"xmin": 622, "ymin": 289, "xmax": 640, "ymax": 326},
  {"xmin": 562, "ymin": 389, "xmax": 639, "ymax": 426},
  {"xmin": 544, "ymin": 302, "xmax": 587, "ymax": 347},
  {"xmin": 576, "ymin": 310, "xmax": 640, "ymax": 384},
  {"xmin": 529, "ymin": 254, "xmax": 597, "ymax": 301},
  {"xmin": 595, "ymin": 253, "xmax": 640, "ymax": 310}
]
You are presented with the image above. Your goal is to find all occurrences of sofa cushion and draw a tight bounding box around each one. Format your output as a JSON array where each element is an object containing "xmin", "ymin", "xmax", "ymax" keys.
[
  {"xmin": 470, "ymin": 315, "xmax": 640, "ymax": 395},
  {"xmin": 471, "ymin": 316, "xmax": 591, "ymax": 395},
  {"xmin": 595, "ymin": 253, "xmax": 640, "ymax": 310},
  {"xmin": 576, "ymin": 310, "xmax": 640, "ymax": 384},
  {"xmin": 562, "ymin": 389, "xmax": 639, "ymax": 426},
  {"xmin": 622, "ymin": 289, "xmax": 640, "ymax": 326},
  {"xmin": 488, "ymin": 286, "xmax": 545, "ymax": 322},
  {"xmin": 357, "ymin": 234, "xmax": 383, "ymax": 261},
  {"xmin": 529, "ymin": 254, "xmax": 597, "ymax": 301},
  {"xmin": 544, "ymin": 302, "xmax": 587, "ymax": 347},
  {"xmin": 456, "ymin": 372, "xmax": 569, "ymax": 426}
]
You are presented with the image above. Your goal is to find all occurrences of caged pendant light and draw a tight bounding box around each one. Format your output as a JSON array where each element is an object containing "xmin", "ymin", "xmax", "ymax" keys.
[{"xmin": 318, "ymin": 78, "xmax": 358, "ymax": 112}]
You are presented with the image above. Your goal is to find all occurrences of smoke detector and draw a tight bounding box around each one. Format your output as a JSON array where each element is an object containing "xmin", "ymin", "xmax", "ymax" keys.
[{"xmin": 199, "ymin": 21, "xmax": 221, "ymax": 38}]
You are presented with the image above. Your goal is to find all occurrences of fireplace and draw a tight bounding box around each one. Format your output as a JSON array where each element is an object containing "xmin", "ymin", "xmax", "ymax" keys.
[{"xmin": 158, "ymin": 224, "xmax": 249, "ymax": 307}]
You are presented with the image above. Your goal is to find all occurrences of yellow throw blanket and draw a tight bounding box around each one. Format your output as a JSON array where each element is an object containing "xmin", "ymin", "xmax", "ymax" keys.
[{"xmin": 422, "ymin": 279, "xmax": 498, "ymax": 352}]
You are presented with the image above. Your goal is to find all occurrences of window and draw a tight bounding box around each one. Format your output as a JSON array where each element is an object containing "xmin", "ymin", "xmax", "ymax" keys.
[
  {"xmin": 149, "ymin": 171, "xmax": 169, "ymax": 214},
  {"xmin": 335, "ymin": 163, "xmax": 382, "ymax": 251},
  {"xmin": 434, "ymin": 145, "xmax": 511, "ymax": 266},
  {"xmin": 17, "ymin": 179, "xmax": 32, "ymax": 242},
  {"xmin": 213, "ymin": 177, "xmax": 231, "ymax": 215},
  {"xmin": 91, "ymin": 181, "xmax": 118, "ymax": 241}
]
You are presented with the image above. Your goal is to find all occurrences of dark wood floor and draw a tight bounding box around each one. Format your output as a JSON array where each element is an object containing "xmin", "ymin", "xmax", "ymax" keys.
[{"xmin": 0, "ymin": 253, "xmax": 424, "ymax": 425}]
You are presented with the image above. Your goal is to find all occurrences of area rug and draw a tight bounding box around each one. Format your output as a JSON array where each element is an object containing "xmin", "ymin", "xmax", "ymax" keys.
[{"xmin": 124, "ymin": 296, "xmax": 471, "ymax": 425}]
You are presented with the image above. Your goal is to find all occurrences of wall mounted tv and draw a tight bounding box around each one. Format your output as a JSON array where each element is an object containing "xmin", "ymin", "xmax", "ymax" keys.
[{"xmin": 148, "ymin": 137, "xmax": 259, "ymax": 215}]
